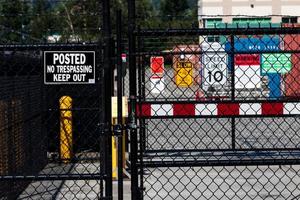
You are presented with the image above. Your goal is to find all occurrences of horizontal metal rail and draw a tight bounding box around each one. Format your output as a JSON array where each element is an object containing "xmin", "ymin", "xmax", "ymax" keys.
[
  {"xmin": 135, "ymin": 27, "xmax": 300, "ymax": 36},
  {"xmin": 140, "ymin": 159, "xmax": 300, "ymax": 168},
  {"xmin": 134, "ymin": 49, "xmax": 300, "ymax": 56},
  {"xmin": 137, "ymin": 114, "xmax": 300, "ymax": 119},
  {"xmin": 0, "ymin": 43, "xmax": 99, "ymax": 51},
  {"xmin": 144, "ymin": 148, "xmax": 300, "ymax": 154},
  {"xmin": 0, "ymin": 174, "xmax": 105, "ymax": 181},
  {"xmin": 138, "ymin": 99, "xmax": 300, "ymax": 104}
]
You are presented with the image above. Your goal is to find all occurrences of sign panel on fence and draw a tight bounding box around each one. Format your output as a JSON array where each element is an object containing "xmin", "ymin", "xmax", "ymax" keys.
[
  {"xmin": 151, "ymin": 56, "xmax": 164, "ymax": 75},
  {"xmin": 175, "ymin": 61, "xmax": 193, "ymax": 87},
  {"xmin": 202, "ymin": 53, "xmax": 227, "ymax": 87},
  {"xmin": 261, "ymin": 53, "xmax": 292, "ymax": 74},
  {"xmin": 44, "ymin": 51, "xmax": 95, "ymax": 84},
  {"xmin": 235, "ymin": 54, "xmax": 261, "ymax": 89},
  {"xmin": 121, "ymin": 53, "xmax": 126, "ymax": 63},
  {"xmin": 151, "ymin": 76, "xmax": 165, "ymax": 94}
]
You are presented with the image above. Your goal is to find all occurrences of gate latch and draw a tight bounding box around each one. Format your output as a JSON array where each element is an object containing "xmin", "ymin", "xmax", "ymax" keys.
[{"xmin": 113, "ymin": 124, "xmax": 125, "ymax": 136}]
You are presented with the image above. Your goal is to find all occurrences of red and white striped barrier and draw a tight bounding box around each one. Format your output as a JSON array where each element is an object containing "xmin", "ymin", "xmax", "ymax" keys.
[{"xmin": 136, "ymin": 102, "xmax": 300, "ymax": 117}]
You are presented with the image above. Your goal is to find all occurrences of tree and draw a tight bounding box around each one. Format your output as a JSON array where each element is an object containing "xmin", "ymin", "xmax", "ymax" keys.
[
  {"xmin": 0, "ymin": 0, "xmax": 30, "ymax": 42},
  {"xmin": 160, "ymin": 0, "xmax": 189, "ymax": 20},
  {"xmin": 54, "ymin": 0, "xmax": 101, "ymax": 42},
  {"xmin": 29, "ymin": 0, "xmax": 58, "ymax": 41}
]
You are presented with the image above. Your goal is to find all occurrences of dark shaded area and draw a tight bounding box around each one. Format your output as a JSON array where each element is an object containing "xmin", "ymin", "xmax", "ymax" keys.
[{"xmin": 0, "ymin": 51, "xmax": 46, "ymax": 199}]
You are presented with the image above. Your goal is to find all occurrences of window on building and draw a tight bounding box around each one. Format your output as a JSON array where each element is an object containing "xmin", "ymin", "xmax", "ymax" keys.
[
  {"xmin": 232, "ymin": 18, "xmax": 271, "ymax": 26},
  {"xmin": 204, "ymin": 18, "xmax": 222, "ymax": 43},
  {"xmin": 204, "ymin": 18, "xmax": 223, "ymax": 28},
  {"xmin": 282, "ymin": 17, "xmax": 298, "ymax": 24}
]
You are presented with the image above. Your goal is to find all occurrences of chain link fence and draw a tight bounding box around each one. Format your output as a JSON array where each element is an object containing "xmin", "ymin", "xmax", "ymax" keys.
[
  {"xmin": 0, "ymin": 44, "xmax": 110, "ymax": 199},
  {"xmin": 131, "ymin": 25, "xmax": 300, "ymax": 199},
  {"xmin": 0, "ymin": 0, "xmax": 116, "ymax": 199}
]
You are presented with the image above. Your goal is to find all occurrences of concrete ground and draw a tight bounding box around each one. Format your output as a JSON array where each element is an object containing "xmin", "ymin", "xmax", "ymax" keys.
[
  {"xmin": 17, "ymin": 161, "xmax": 132, "ymax": 200},
  {"xmin": 17, "ymin": 68, "xmax": 300, "ymax": 199},
  {"xmin": 113, "ymin": 180, "xmax": 131, "ymax": 200},
  {"xmin": 143, "ymin": 165, "xmax": 300, "ymax": 200}
]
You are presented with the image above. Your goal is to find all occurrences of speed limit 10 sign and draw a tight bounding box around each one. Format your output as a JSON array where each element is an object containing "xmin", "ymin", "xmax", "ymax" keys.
[{"xmin": 202, "ymin": 53, "xmax": 228, "ymax": 87}]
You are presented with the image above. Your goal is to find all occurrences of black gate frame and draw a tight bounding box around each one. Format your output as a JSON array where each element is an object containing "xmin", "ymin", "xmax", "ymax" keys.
[{"xmin": 127, "ymin": 4, "xmax": 300, "ymax": 198}]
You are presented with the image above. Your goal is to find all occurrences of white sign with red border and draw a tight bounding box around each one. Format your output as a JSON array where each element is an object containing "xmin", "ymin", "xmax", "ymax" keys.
[
  {"xmin": 121, "ymin": 53, "xmax": 126, "ymax": 63},
  {"xmin": 150, "ymin": 76, "xmax": 165, "ymax": 94}
]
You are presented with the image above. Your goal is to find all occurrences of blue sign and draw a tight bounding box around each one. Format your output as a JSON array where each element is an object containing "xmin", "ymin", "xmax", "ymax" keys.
[
  {"xmin": 225, "ymin": 36, "xmax": 281, "ymax": 99},
  {"xmin": 225, "ymin": 36, "xmax": 279, "ymax": 51},
  {"xmin": 233, "ymin": 36, "xmax": 280, "ymax": 52}
]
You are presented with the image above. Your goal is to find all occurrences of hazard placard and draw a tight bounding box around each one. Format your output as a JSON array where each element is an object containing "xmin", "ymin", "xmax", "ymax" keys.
[
  {"xmin": 121, "ymin": 53, "xmax": 126, "ymax": 63},
  {"xmin": 261, "ymin": 53, "xmax": 292, "ymax": 74},
  {"xmin": 235, "ymin": 54, "xmax": 261, "ymax": 89},
  {"xmin": 151, "ymin": 57, "xmax": 164, "ymax": 75},
  {"xmin": 151, "ymin": 76, "xmax": 165, "ymax": 94},
  {"xmin": 175, "ymin": 61, "xmax": 193, "ymax": 87}
]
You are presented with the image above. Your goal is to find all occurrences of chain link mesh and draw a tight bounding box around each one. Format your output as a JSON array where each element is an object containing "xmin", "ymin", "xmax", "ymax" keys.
[
  {"xmin": 0, "ymin": 45, "xmax": 108, "ymax": 199},
  {"xmin": 134, "ymin": 25, "xmax": 300, "ymax": 199}
]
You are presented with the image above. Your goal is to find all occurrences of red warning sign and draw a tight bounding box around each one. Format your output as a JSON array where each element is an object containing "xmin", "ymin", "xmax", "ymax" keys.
[
  {"xmin": 150, "ymin": 56, "xmax": 164, "ymax": 75},
  {"xmin": 235, "ymin": 54, "xmax": 260, "ymax": 65}
]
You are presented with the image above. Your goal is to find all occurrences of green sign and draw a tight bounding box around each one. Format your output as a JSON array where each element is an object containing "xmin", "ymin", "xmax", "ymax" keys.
[{"xmin": 261, "ymin": 53, "xmax": 292, "ymax": 74}]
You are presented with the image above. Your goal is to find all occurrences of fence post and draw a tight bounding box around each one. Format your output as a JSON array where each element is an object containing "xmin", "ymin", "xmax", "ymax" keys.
[
  {"xmin": 102, "ymin": 0, "xmax": 113, "ymax": 197},
  {"xmin": 116, "ymin": 9, "xmax": 124, "ymax": 200},
  {"xmin": 128, "ymin": 0, "xmax": 139, "ymax": 199},
  {"xmin": 230, "ymin": 34, "xmax": 236, "ymax": 150},
  {"xmin": 137, "ymin": 25, "xmax": 146, "ymax": 194}
]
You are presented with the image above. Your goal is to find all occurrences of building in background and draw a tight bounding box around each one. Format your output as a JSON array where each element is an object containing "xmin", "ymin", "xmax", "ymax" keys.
[{"xmin": 198, "ymin": 0, "xmax": 300, "ymax": 28}]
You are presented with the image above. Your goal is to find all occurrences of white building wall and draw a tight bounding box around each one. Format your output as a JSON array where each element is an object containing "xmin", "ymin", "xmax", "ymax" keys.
[
  {"xmin": 231, "ymin": 6, "xmax": 272, "ymax": 16},
  {"xmin": 199, "ymin": 0, "xmax": 300, "ymax": 20},
  {"xmin": 281, "ymin": 6, "xmax": 300, "ymax": 16}
]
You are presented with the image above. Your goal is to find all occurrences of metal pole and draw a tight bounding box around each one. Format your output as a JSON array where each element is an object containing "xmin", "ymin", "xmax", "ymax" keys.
[
  {"xmin": 102, "ymin": 0, "xmax": 113, "ymax": 197},
  {"xmin": 230, "ymin": 34, "xmax": 236, "ymax": 150},
  {"xmin": 116, "ymin": 10, "xmax": 124, "ymax": 200},
  {"xmin": 128, "ymin": 0, "xmax": 139, "ymax": 198},
  {"xmin": 137, "ymin": 26, "xmax": 145, "ymax": 193}
]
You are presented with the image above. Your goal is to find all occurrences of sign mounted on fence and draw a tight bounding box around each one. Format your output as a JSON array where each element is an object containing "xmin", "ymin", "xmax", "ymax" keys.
[
  {"xmin": 202, "ymin": 53, "xmax": 227, "ymax": 87},
  {"xmin": 235, "ymin": 54, "xmax": 261, "ymax": 89},
  {"xmin": 175, "ymin": 61, "xmax": 193, "ymax": 87},
  {"xmin": 151, "ymin": 56, "xmax": 164, "ymax": 75},
  {"xmin": 261, "ymin": 53, "xmax": 292, "ymax": 74},
  {"xmin": 44, "ymin": 51, "xmax": 95, "ymax": 84},
  {"xmin": 151, "ymin": 76, "xmax": 165, "ymax": 94},
  {"xmin": 121, "ymin": 53, "xmax": 127, "ymax": 63}
]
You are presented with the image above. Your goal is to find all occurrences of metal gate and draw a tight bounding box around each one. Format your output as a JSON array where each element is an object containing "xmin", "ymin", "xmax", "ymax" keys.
[
  {"xmin": 0, "ymin": 43, "xmax": 114, "ymax": 200},
  {"xmin": 128, "ymin": 24, "xmax": 300, "ymax": 199},
  {"xmin": 0, "ymin": 0, "xmax": 114, "ymax": 199}
]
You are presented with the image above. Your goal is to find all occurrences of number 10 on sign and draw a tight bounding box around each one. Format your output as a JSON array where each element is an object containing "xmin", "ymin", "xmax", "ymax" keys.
[{"xmin": 203, "ymin": 53, "xmax": 228, "ymax": 87}]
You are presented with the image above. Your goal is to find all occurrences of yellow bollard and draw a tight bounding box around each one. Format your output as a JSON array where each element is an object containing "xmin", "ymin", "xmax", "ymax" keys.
[
  {"xmin": 112, "ymin": 118, "xmax": 127, "ymax": 180},
  {"xmin": 112, "ymin": 118, "xmax": 118, "ymax": 179},
  {"xmin": 59, "ymin": 96, "xmax": 73, "ymax": 163},
  {"xmin": 111, "ymin": 97, "xmax": 128, "ymax": 180}
]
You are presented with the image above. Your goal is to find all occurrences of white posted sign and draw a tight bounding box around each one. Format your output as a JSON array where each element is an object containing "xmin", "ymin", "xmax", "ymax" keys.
[
  {"xmin": 202, "ymin": 53, "xmax": 228, "ymax": 87},
  {"xmin": 151, "ymin": 76, "xmax": 165, "ymax": 94}
]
